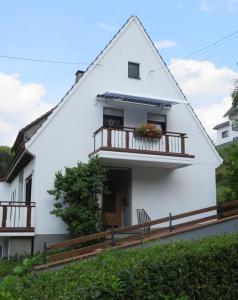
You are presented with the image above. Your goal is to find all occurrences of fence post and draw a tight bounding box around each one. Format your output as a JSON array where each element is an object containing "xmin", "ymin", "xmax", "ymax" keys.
[
  {"xmin": 43, "ymin": 242, "xmax": 47, "ymax": 264},
  {"xmin": 169, "ymin": 212, "xmax": 173, "ymax": 232},
  {"xmin": 110, "ymin": 227, "xmax": 116, "ymax": 247},
  {"xmin": 218, "ymin": 203, "xmax": 223, "ymax": 219}
]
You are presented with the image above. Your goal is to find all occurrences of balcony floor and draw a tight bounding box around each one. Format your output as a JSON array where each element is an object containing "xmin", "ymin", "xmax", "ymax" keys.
[{"xmin": 91, "ymin": 148, "xmax": 195, "ymax": 169}]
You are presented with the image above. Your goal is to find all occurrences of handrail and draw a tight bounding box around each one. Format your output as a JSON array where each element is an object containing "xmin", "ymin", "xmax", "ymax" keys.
[
  {"xmin": 94, "ymin": 126, "xmax": 187, "ymax": 137},
  {"xmin": 0, "ymin": 201, "xmax": 35, "ymax": 205},
  {"xmin": 44, "ymin": 199, "xmax": 238, "ymax": 263}
]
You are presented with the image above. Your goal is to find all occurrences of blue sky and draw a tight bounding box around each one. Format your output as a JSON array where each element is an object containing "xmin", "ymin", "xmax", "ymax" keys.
[{"xmin": 0, "ymin": 0, "xmax": 237, "ymax": 144}]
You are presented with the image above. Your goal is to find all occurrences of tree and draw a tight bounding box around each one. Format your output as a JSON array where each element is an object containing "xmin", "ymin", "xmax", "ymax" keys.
[
  {"xmin": 232, "ymin": 80, "xmax": 238, "ymax": 107},
  {"xmin": 0, "ymin": 146, "xmax": 14, "ymax": 178},
  {"xmin": 48, "ymin": 156, "xmax": 107, "ymax": 236},
  {"xmin": 216, "ymin": 143, "xmax": 238, "ymax": 203}
]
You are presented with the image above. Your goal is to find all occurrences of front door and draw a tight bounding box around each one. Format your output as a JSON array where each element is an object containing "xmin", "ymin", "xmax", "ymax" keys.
[{"xmin": 102, "ymin": 179, "xmax": 121, "ymax": 227}]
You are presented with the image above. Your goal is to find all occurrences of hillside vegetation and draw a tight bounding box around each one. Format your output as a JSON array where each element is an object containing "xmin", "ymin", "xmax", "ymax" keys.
[{"xmin": 216, "ymin": 142, "xmax": 238, "ymax": 203}]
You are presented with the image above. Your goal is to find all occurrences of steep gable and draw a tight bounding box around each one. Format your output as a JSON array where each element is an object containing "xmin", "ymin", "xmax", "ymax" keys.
[{"xmin": 25, "ymin": 16, "xmax": 221, "ymax": 165}]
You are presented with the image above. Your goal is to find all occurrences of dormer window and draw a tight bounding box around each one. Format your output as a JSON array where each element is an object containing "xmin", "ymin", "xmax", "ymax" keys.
[{"xmin": 128, "ymin": 62, "xmax": 140, "ymax": 79}]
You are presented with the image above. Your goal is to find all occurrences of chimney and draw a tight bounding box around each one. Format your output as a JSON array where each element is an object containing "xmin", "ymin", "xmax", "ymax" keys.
[{"xmin": 75, "ymin": 70, "xmax": 84, "ymax": 83}]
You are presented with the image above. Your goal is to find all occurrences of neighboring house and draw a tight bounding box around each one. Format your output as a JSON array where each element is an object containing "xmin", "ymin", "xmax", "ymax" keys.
[
  {"xmin": 0, "ymin": 16, "xmax": 222, "ymax": 258},
  {"xmin": 213, "ymin": 106, "xmax": 238, "ymax": 146}
]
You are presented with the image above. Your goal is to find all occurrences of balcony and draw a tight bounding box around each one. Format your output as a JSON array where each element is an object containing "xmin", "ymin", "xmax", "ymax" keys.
[
  {"xmin": 90, "ymin": 127, "xmax": 195, "ymax": 168},
  {"xmin": 0, "ymin": 201, "xmax": 35, "ymax": 235}
]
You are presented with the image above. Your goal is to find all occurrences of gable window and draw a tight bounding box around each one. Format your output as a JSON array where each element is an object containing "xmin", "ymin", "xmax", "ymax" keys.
[
  {"xmin": 222, "ymin": 130, "xmax": 229, "ymax": 138},
  {"xmin": 25, "ymin": 175, "xmax": 32, "ymax": 205},
  {"xmin": 147, "ymin": 113, "xmax": 167, "ymax": 132},
  {"xmin": 128, "ymin": 62, "xmax": 140, "ymax": 79},
  {"xmin": 103, "ymin": 108, "xmax": 124, "ymax": 128}
]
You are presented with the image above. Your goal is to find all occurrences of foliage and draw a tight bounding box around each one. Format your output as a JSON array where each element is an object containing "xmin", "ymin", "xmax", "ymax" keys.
[
  {"xmin": 4, "ymin": 233, "xmax": 238, "ymax": 299},
  {"xmin": 232, "ymin": 81, "xmax": 238, "ymax": 107},
  {"xmin": 216, "ymin": 143, "xmax": 238, "ymax": 203},
  {"xmin": 48, "ymin": 156, "xmax": 107, "ymax": 236},
  {"xmin": 135, "ymin": 123, "xmax": 162, "ymax": 138},
  {"xmin": 0, "ymin": 146, "xmax": 14, "ymax": 177}
]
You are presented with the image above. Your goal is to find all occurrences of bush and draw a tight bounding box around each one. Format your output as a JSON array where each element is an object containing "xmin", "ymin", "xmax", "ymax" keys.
[
  {"xmin": 6, "ymin": 233, "xmax": 238, "ymax": 299},
  {"xmin": 48, "ymin": 156, "xmax": 107, "ymax": 236}
]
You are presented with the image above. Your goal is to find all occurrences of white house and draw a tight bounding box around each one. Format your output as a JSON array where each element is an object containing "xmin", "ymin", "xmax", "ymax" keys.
[
  {"xmin": 0, "ymin": 16, "xmax": 222, "ymax": 257},
  {"xmin": 213, "ymin": 106, "xmax": 238, "ymax": 146}
]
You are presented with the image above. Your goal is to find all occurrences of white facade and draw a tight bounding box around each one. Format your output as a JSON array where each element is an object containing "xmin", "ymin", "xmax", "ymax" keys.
[
  {"xmin": 0, "ymin": 16, "xmax": 222, "ymax": 253},
  {"xmin": 214, "ymin": 121, "xmax": 238, "ymax": 146}
]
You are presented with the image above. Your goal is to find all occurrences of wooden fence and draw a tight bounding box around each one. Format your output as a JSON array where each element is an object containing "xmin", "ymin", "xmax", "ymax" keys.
[{"xmin": 43, "ymin": 199, "xmax": 238, "ymax": 264}]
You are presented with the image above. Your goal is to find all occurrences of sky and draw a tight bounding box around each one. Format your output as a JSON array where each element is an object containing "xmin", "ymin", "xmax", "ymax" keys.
[{"xmin": 0, "ymin": 0, "xmax": 237, "ymax": 145}]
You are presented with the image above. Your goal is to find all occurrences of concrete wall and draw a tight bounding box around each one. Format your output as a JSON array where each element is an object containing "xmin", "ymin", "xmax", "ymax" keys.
[{"xmin": 8, "ymin": 237, "xmax": 32, "ymax": 257}]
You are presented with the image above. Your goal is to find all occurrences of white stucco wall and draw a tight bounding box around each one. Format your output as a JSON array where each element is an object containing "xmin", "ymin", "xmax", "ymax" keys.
[
  {"xmin": 17, "ymin": 17, "xmax": 221, "ymax": 235},
  {"xmin": 0, "ymin": 182, "xmax": 10, "ymax": 202},
  {"xmin": 131, "ymin": 164, "xmax": 216, "ymax": 224},
  {"xmin": 216, "ymin": 123, "xmax": 238, "ymax": 145}
]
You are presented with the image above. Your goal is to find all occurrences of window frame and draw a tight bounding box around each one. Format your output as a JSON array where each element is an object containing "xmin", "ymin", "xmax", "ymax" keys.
[
  {"xmin": 147, "ymin": 114, "xmax": 167, "ymax": 132},
  {"xmin": 221, "ymin": 130, "xmax": 229, "ymax": 139},
  {"xmin": 128, "ymin": 62, "xmax": 140, "ymax": 79}
]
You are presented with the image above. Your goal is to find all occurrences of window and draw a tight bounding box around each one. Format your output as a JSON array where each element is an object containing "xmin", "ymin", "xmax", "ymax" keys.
[
  {"xmin": 147, "ymin": 113, "xmax": 167, "ymax": 132},
  {"xmin": 222, "ymin": 130, "xmax": 229, "ymax": 138},
  {"xmin": 25, "ymin": 175, "xmax": 32, "ymax": 205},
  {"xmin": 103, "ymin": 108, "xmax": 124, "ymax": 128},
  {"xmin": 233, "ymin": 137, "xmax": 238, "ymax": 142},
  {"xmin": 128, "ymin": 62, "xmax": 140, "ymax": 79}
]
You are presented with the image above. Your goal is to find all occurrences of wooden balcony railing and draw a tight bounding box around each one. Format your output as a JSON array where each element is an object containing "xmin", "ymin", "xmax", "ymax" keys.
[
  {"xmin": 0, "ymin": 201, "xmax": 35, "ymax": 232},
  {"xmin": 92, "ymin": 126, "xmax": 194, "ymax": 158}
]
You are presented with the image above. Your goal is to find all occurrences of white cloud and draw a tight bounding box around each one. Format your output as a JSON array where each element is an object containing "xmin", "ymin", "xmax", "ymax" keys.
[
  {"xmin": 200, "ymin": 0, "xmax": 213, "ymax": 11},
  {"xmin": 155, "ymin": 40, "xmax": 178, "ymax": 49},
  {"xmin": 97, "ymin": 22, "xmax": 117, "ymax": 32},
  {"xmin": 0, "ymin": 72, "xmax": 53, "ymax": 146},
  {"xmin": 169, "ymin": 58, "xmax": 238, "ymax": 141},
  {"xmin": 227, "ymin": 0, "xmax": 237, "ymax": 11}
]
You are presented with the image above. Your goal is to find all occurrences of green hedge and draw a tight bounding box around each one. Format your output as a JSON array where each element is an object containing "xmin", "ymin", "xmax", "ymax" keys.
[{"xmin": 5, "ymin": 233, "xmax": 238, "ymax": 299}]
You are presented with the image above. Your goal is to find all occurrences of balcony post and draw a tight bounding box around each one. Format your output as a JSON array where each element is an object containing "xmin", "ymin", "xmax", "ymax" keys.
[
  {"xmin": 26, "ymin": 205, "xmax": 32, "ymax": 227},
  {"xmin": 107, "ymin": 129, "xmax": 112, "ymax": 148},
  {"xmin": 165, "ymin": 135, "xmax": 170, "ymax": 153},
  {"xmin": 125, "ymin": 131, "xmax": 129, "ymax": 149},
  {"xmin": 181, "ymin": 134, "xmax": 186, "ymax": 154},
  {"xmin": 2, "ymin": 205, "xmax": 7, "ymax": 227}
]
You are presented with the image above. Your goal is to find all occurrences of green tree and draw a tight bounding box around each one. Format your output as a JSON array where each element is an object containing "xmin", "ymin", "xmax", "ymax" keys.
[
  {"xmin": 48, "ymin": 156, "xmax": 107, "ymax": 236},
  {"xmin": 0, "ymin": 146, "xmax": 14, "ymax": 178},
  {"xmin": 216, "ymin": 143, "xmax": 238, "ymax": 203},
  {"xmin": 232, "ymin": 80, "xmax": 238, "ymax": 107}
]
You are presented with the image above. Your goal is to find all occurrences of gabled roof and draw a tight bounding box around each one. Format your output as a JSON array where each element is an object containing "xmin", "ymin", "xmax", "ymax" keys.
[
  {"xmin": 13, "ymin": 15, "xmax": 222, "ymax": 166},
  {"xmin": 12, "ymin": 107, "xmax": 55, "ymax": 153},
  {"xmin": 213, "ymin": 121, "xmax": 230, "ymax": 130}
]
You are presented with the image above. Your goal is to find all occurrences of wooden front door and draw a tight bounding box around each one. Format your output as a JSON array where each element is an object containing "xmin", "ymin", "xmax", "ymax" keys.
[{"xmin": 102, "ymin": 180, "xmax": 121, "ymax": 227}]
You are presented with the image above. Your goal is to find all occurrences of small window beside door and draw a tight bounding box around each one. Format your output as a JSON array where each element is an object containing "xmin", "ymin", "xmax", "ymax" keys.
[
  {"xmin": 25, "ymin": 175, "xmax": 32, "ymax": 205},
  {"xmin": 103, "ymin": 108, "xmax": 124, "ymax": 128},
  {"xmin": 128, "ymin": 62, "xmax": 140, "ymax": 79},
  {"xmin": 147, "ymin": 113, "xmax": 167, "ymax": 132}
]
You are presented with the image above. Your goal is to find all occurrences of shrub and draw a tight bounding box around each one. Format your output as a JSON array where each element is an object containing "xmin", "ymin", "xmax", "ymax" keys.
[
  {"xmin": 48, "ymin": 156, "xmax": 107, "ymax": 236},
  {"xmin": 6, "ymin": 233, "xmax": 238, "ymax": 299}
]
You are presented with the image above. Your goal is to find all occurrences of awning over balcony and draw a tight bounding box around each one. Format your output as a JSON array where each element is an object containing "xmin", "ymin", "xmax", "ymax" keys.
[{"xmin": 97, "ymin": 92, "xmax": 182, "ymax": 108}]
